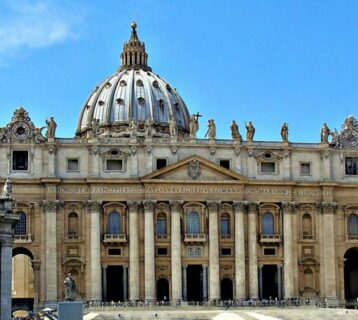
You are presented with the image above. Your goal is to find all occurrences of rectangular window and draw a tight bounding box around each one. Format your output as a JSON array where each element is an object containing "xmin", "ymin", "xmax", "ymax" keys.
[
  {"xmin": 108, "ymin": 248, "xmax": 122, "ymax": 256},
  {"xmin": 345, "ymin": 157, "xmax": 358, "ymax": 175},
  {"xmin": 156, "ymin": 219, "xmax": 166, "ymax": 236},
  {"xmin": 157, "ymin": 248, "xmax": 168, "ymax": 256},
  {"xmin": 220, "ymin": 248, "xmax": 232, "ymax": 256},
  {"xmin": 106, "ymin": 159, "xmax": 123, "ymax": 171},
  {"xmin": 156, "ymin": 158, "xmax": 167, "ymax": 170},
  {"xmin": 67, "ymin": 159, "xmax": 79, "ymax": 172},
  {"xmin": 260, "ymin": 162, "xmax": 275, "ymax": 174},
  {"xmin": 263, "ymin": 248, "xmax": 276, "ymax": 256},
  {"xmin": 12, "ymin": 151, "xmax": 28, "ymax": 171},
  {"xmin": 219, "ymin": 159, "xmax": 230, "ymax": 170},
  {"xmin": 221, "ymin": 219, "xmax": 230, "ymax": 237},
  {"xmin": 300, "ymin": 162, "xmax": 311, "ymax": 175}
]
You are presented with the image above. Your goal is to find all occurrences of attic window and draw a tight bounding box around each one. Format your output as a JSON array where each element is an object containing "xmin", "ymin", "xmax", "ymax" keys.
[
  {"xmin": 219, "ymin": 160, "xmax": 230, "ymax": 170},
  {"xmin": 152, "ymin": 80, "xmax": 159, "ymax": 88},
  {"xmin": 138, "ymin": 97, "xmax": 145, "ymax": 105},
  {"xmin": 98, "ymin": 100, "xmax": 105, "ymax": 106},
  {"xmin": 261, "ymin": 162, "xmax": 276, "ymax": 174},
  {"xmin": 156, "ymin": 158, "xmax": 167, "ymax": 170},
  {"xmin": 106, "ymin": 159, "xmax": 123, "ymax": 171},
  {"xmin": 116, "ymin": 98, "xmax": 124, "ymax": 105},
  {"xmin": 264, "ymin": 152, "xmax": 272, "ymax": 159},
  {"xmin": 120, "ymin": 80, "xmax": 127, "ymax": 87},
  {"xmin": 136, "ymin": 79, "xmax": 144, "ymax": 87},
  {"xmin": 110, "ymin": 149, "xmax": 119, "ymax": 156}
]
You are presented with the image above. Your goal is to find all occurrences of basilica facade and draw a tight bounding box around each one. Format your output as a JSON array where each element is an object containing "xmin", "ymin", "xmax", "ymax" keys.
[{"xmin": 2, "ymin": 23, "xmax": 358, "ymax": 310}]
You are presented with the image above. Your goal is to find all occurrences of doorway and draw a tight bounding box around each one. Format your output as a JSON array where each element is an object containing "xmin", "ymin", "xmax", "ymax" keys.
[
  {"xmin": 221, "ymin": 278, "xmax": 233, "ymax": 300},
  {"xmin": 106, "ymin": 266, "xmax": 123, "ymax": 302},
  {"xmin": 187, "ymin": 265, "xmax": 202, "ymax": 301},
  {"xmin": 344, "ymin": 247, "xmax": 358, "ymax": 301},
  {"xmin": 261, "ymin": 265, "xmax": 278, "ymax": 299},
  {"xmin": 157, "ymin": 278, "xmax": 169, "ymax": 301}
]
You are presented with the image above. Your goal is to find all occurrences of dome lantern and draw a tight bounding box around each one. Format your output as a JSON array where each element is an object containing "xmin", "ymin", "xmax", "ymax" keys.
[{"xmin": 120, "ymin": 22, "xmax": 151, "ymax": 71}]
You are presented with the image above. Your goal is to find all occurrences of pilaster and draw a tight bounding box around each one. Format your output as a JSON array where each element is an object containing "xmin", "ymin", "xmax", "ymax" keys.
[{"xmin": 247, "ymin": 202, "xmax": 258, "ymax": 299}]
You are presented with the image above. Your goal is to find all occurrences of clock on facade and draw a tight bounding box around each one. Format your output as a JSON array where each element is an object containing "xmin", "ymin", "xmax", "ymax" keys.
[{"xmin": 12, "ymin": 122, "xmax": 30, "ymax": 139}]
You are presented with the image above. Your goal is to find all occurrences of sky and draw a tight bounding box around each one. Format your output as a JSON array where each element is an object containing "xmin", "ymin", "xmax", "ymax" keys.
[{"xmin": 0, "ymin": 0, "xmax": 357, "ymax": 142}]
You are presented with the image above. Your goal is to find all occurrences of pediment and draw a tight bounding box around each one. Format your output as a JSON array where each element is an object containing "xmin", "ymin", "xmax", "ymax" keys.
[{"xmin": 142, "ymin": 155, "xmax": 247, "ymax": 182}]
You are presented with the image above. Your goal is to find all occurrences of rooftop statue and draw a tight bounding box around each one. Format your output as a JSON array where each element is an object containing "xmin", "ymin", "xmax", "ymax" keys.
[
  {"xmin": 281, "ymin": 122, "xmax": 289, "ymax": 142},
  {"xmin": 230, "ymin": 120, "xmax": 242, "ymax": 142},
  {"xmin": 205, "ymin": 119, "xmax": 216, "ymax": 140},
  {"xmin": 46, "ymin": 117, "xmax": 57, "ymax": 139},
  {"xmin": 245, "ymin": 121, "xmax": 255, "ymax": 142},
  {"xmin": 189, "ymin": 113, "xmax": 201, "ymax": 139}
]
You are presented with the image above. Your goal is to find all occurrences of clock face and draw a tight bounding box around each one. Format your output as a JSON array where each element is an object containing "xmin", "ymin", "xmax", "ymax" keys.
[{"xmin": 12, "ymin": 122, "xmax": 30, "ymax": 139}]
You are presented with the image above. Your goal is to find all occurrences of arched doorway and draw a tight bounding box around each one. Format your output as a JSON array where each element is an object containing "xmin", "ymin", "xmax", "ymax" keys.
[
  {"xmin": 12, "ymin": 247, "xmax": 35, "ymax": 314},
  {"xmin": 344, "ymin": 247, "xmax": 358, "ymax": 302},
  {"xmin": 220, "ymin": 278, "xmax": 233, "ymax": 300},
  {"xmin": 157, "ymin": 278, "xmax": 169, "ymax": 301}
]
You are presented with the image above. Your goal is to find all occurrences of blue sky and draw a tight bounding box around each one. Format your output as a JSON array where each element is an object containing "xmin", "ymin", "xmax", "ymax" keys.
[{"xmin": 0, "ymin": 0, "xmax": 357, "ymax": 141}]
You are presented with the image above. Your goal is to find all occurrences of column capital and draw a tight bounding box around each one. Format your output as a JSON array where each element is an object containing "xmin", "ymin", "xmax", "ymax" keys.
[
  {"xmin": 170, "ymin": 200, "xmax": 182, "ymax": 211},
  {"xmin": 247, "ymin": 201, "xmax": 259, "ymax": 213},
  {"xmin": 207, "ymin": 201, "xmax": 219, "ymax": 212},
  {"xmin": 87, "ymin": 200, "xmax": 102, "ymax": 212},
  {"xmin": 127, "ymin": 201, "xmax": 140, "ymax": 210},
  {"xmin": 282, "ymin": 202, "xmax": 297, "ymax": 213},
  {"xmin": 143, "ymin": 200, "xmax": 156, "ymax": 211},
  {"xmin": 31, "ymin": 260, "xmax": 41, "ymax": 271},
  {"xmin": 233, "ymin": 201, "xmax": 247, "ymax": 213},
  {"xmin": 319, "ymin": 202, "xmax": 337, "ymax": 214},
  {"xmin": 42, "ymin": 200, "xmax": 59, "ymax": 211}
]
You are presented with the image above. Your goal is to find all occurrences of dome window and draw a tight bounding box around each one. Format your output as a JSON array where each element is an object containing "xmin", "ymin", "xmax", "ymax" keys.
[
  {"xmin": 136, "ymin": 79, "xmax": 144, "ymax": 87},
  {"xmin": 120, "ymin": 80, "xmax": 127, "ymax": 87},
  {"xmin": 86, "ymin": 104, "xmax": 91, "ymax": 110},
  {"xmin": 116, "ymin": 98, "xmax": 124, "ymax": 105},
  {"xmin": 138, "ymin": 97, "xmax": 145, "ymax": 105},
  {"xmin": 166, "ymin": 84, "xmax": 172, "ymax": 92},
  {"xmin": 105, "ymin": 82, "xmax": 111, "ymax": 88},
  {"xmin": 152, "ymin": 80, "xmax": 159, "ymax": 88},
  {"xmin": 98, "ymin": 100, "xmax": 105, "ymax": 106}
]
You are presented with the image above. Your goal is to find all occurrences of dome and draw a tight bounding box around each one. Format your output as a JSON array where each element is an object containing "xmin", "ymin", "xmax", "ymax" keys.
[{"xmin": 76, "ymin": 23, "xmax": 190, "ymax": 138}]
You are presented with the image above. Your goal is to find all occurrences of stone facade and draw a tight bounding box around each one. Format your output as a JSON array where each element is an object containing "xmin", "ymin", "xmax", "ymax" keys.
[{"xmin": 2, "ymin": 24, "xmax": 358, "ymax": 310}]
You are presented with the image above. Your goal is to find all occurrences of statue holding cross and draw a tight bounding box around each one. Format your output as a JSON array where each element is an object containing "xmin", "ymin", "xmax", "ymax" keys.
[{"xmin": 189, "ymin": 112, "xmax": 202, "ymax": 139}]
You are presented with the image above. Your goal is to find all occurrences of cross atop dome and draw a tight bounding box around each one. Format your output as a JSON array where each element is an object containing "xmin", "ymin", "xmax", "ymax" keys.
[{"xmin": 120, "ymin": 22, "xmax": 151, "ymax": 71}]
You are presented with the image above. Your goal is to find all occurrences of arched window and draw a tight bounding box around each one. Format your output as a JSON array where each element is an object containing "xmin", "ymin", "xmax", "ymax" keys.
[
  {"xmin": 68, "ymin": 212, "xmax": 79, "ymax": 238},
  {"xmin": 156, "ymin": 213, "xmax": 167, "ymax": 236},
  {"xmin": 303, "ymin": 268, "xmax": 314, "ymax": 290},
  {"xmin": 262, "ymin": 212, "xmax": 274, "ymax": 235},
  {"xmin": 14, "ymin": 212, "xmax": 27, "ymax": 235},
  {"xmin": 348, "ymin": 214, "xmax": 358, "ymax": 237},
  {"xmin": 107, "ymin": 211, "xmax": 121, "ymax": 234},
  {"xmin": 302, "ymin": 213, "xmax": 312, "ymax": 237},
  {"xmin": 187, "ymin": 211, "xmax": 200, "ymax": 234},
  {"xmin": 220, "ymin": 214, "xmax": 230, "ymax": 237}
]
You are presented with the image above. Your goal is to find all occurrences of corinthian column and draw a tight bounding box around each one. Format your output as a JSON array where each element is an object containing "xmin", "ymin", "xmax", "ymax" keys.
[
  {"xmin": 234, "ymin": 201, "xmax": 246, "ymax": 300},
  {"xmin": 321, "ymin": 202, "xmax": 338, "ymax": 303},
  {"xmin": 282, "ymin": 202, "xmax": 295, "ymax": 298},
  {"xmin": 128, "ymin": 201, "xmax": 140, "ymax": 301},
  {"xmin": 89, "ymin": 201, "xmax": 102, "ymax": 301},
  {"xmin": 43, "ymin": 200, "xmax": 59, "ymax": 304},
  {"xmin": 247, "ymin": 202, "xmax": 258, "ymax": 299},
  {"xmin": 170, "ymin": 201, "xmax": 182, "ymax": 302},
  {"xmin": 208, "ymin": 201, "xmax": 220, "ymax": 301},
  {"xmin": 144, "ymin": 201, "xmax": 156, "ymax": 301}
]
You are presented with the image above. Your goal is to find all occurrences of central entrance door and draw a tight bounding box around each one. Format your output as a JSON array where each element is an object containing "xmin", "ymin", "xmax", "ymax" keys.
[
  {"xmin": 261, "ymin": 265, "xmax": 279, "ymax": 299},
  {"xmin": 106, "ymin": 266, "xmax": 123, "ymax": 302},
  {"xmin": 187, "ymin": 265, "xmax": 203, "ymax": 301}
]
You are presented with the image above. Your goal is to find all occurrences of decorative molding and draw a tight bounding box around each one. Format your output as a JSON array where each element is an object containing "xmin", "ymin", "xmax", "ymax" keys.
[
  {"xmin": 207, "ymin": 201, "xmax": 219, "ymax": 212},
  {"xmin": 321, "ymin": 202, "xmax": 337, "ymax": 214},
  {"xmin": 187, "ymin": 159, "xmax": 201, "ymax": 179},
  {"xmin": 233, "ymin": 201, "xmax": 247, "ymax": 213},
  {"xmin": 170, "ymin": 201, "xmax": 182, "ymax": 211},
  {"xmin": 282, "ymin": 202, "xmax": 297, "ymax": 212},
  {"xmin": 87, "ymin": 200, "xmax": 102, "ymax": 212},
  {"xmin": 143, "ymin": 200, "xmax": 156, "ymax": 211},
  {"xmin": 127, "ymin": 201, "xmax": 140, "ymax": 210},
  {"xmin": 42, "ymin": 200, "xmax": 59, "ymax": 211},
  {"xmin": 247, "ymin": 201, "xmax": 258, "ymax": 213}
]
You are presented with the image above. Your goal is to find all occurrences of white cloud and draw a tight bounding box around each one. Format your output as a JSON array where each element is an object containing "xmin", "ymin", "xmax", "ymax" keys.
[{"xmin": 0, "ymin": 0, "xmax": 84, "ymax": 58}]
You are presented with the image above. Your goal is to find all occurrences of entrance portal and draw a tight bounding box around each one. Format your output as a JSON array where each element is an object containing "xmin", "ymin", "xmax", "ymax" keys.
[
  {"xmin": 106, "ymin": 266, "xmax": 123, "ymax": 302},
  {"xmin": 187, "ymin": 265, "xmax": 202, "ymax": 301},
  {"xmin": 157, "ymin": 278, "xmax": 169, "ymax": 301},
  {"xmin": 261, "ymin": 265, "xmax": 278, "ymax": 299},
  {"xmin": 344, "ymin": 247, "xmax": 358, "ymax": 301},
  {"xmin": 221, "ymin": 278, "xmax": 233, "ymax": 300},
  {"xmin": 12, "ymin": 248, "xmax": 35, "ymax": 313}
]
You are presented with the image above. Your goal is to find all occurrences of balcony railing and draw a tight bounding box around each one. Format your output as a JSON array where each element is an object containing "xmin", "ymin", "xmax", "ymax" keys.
[
  {"xmin": 103, "ymin": 234, "xmax": 127, "ymax": 243},
  {"xmin": 259, "ymin": 234, "xmax": 281, "ymax": 243},
  {"xmin": 14, "ymin": 234, "xmax": 32, "ymax": 243},
  {"xmin": 347, "ymin": 235, "xmax": 358, "ymax": 241},
  {"xmin": 184, "ymin": 234, "xmax": 207, "ymax": 242},
  {"xmin": 302, "ymin": 234, "xmax": 315, "ymax": 240}
]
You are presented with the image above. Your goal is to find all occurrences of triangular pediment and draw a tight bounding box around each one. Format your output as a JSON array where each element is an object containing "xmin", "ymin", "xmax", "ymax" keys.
[{"xmin": 142, "ymin": 155, "xmax": 247, "ymax": 182}]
